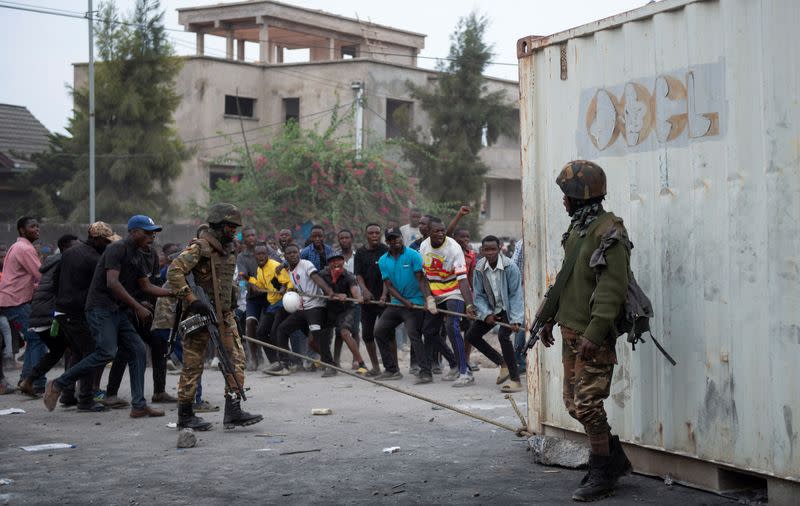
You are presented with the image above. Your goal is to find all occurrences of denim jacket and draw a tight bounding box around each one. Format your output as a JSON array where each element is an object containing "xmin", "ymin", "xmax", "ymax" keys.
[{"xmin": 472, "ymin": 255, "xmax": 524, "ymax": 325}]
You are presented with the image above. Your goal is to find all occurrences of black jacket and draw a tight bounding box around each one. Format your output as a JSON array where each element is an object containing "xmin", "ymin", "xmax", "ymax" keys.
[{"xmin": 28, "ymin": 253, "xmax": 61, "ymax": 329}]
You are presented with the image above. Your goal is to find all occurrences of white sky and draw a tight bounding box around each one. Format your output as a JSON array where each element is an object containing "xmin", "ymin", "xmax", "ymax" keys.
[{"xmin": 0, "ymin": 0, "xmax": 650, "ymax": 133}]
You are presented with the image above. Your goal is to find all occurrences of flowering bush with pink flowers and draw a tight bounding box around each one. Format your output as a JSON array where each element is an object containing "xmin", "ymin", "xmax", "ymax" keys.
[{"xmin": 206, "ymin": 118, "xmax": 416, "ymax": 235}]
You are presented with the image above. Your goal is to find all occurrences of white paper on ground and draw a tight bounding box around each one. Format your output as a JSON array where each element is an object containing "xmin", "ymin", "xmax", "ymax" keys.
[
  {"xmin": 20, "ymin": 443, "xmax": 76, "ymax": 452},
  {"xmin": 0, "ymin": 408, "xmax": 25, "ymax": 416}
]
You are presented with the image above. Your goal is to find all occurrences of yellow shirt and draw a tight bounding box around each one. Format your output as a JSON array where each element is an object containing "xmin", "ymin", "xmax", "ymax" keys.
[{"xmin": 248, "ymin": 259, "xmax": 293, "ymax": 305}]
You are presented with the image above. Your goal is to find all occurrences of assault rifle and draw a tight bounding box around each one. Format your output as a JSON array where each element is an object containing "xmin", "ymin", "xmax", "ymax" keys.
[
  {"xmin": 518, "ymin": 285, "xmax": 557, "ymax": 353},
  {"xmin": 178, "ymin": 284, "xmax": 247, "ymax": 400}
]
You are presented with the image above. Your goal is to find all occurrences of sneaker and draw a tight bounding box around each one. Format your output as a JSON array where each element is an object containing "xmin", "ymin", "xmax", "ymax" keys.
[
  {"xmin": 102, "ymin": 395, "xmax": 130, "ymax": 409},
  {"xmin": 77, "ymin": 402, "xmax": 109, "ymax": 412},
  {"xmin": 452, "ymin": 373, "xmax": 475, "ymax": 388},
  {"xmin": 93, "ymin": 389, "xmax": 107, "ymax": 402},
  {"xmin": 431, "ymin": 364, "xmax": 442, "ymax": 375},
  {"xmin": 287, "ymin": 363, "xmax": 300, "ymax": 374},
  {"xmin": 264, "ymin": 362, "xmax": 290, "ymax": 376},
  {"xmin": 356, "ymin": 367, "xmax": 368, "ymax": 375},
  {"xmin": 375, "ymin": 370, "xmax": 403, "ymax": 381},
  {"xmin": 321, "ymin": 367, "xmax": 338, "ymax": 378},
  {"xmin": 365, "ymin": 368, "xmax": 381, "ymax": 377},
  {"xmin": 193, "ymin": 400, "xmax": 220, "ymax": 413},
  {"xmin": 415, "ymin": 373, "xmax": 433, "ymax": 385},
  {"xmin": 60, "ymin": 396, "xmax": 78, "ymax": 407},
  {"xmin": 408, "ymin": 365, "xmax": 421, "ymax": 376},
  {"xmin": 442, "ymin": 368, "xmax": 460, "ymax": 381},
  {"xmin": 469, "ymin": 361, "xmax": 481, "ymax": 372}
]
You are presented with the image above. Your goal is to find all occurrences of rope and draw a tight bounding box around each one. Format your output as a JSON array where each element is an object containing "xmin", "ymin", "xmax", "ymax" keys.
[{"xmin": 241, "ymin": 335, "xmax": 531, "ymax": 437}]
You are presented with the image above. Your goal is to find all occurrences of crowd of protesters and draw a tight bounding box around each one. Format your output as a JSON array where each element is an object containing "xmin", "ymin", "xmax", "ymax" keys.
[{"xmin": 0, "ymin": 206, "xmax": 526, "ymax": 420}]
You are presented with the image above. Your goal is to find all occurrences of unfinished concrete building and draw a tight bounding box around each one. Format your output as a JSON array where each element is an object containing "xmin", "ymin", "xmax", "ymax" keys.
[{"xmin": 76, "ymin": 0, "xmax": 521, "ymax": 237}]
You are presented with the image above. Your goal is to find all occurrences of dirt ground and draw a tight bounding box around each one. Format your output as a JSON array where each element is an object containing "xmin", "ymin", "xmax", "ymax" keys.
[{"xmin": 0, "ymin": 345, "xmax": 734, "ymax": 505}]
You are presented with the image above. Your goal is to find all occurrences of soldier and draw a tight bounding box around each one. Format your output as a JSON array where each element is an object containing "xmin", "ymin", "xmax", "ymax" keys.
[
  {"xmin": 168, "ymin": 203, "xmax": 263, "ymax": 431},
  {"xmin": 539, "ymin": 160, "xmax": 633, "ymax": 501}
]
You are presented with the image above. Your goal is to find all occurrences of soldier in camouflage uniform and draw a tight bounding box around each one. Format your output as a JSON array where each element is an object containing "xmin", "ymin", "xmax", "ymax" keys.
[
  {"xmin": 168, "ymin": 203, "xmax": 263, "ymax": 431},
  {"xmin": 539, "ymin": 160, "xmax": 633, "ymax": 502}
]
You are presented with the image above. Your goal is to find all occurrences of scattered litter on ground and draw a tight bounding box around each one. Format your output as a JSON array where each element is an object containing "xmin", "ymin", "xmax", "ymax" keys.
[
  {"xmin": 176, "ymin": 429, "xmax": 196, "ymax": 449},
  {"xmin": 0, "ymin": 479, "xmax": 14, "ymax": 486},
  {"xmin": 382, "ymin": 446, "xmax": 401, "ymax": 454},
  {"xmin": 20, "ymin": 443, "xmax": 75, "ymax": 452},
  {"xmin": 311, "ymin": 408, "xmax": 332, "ymax": 415},
  {"xmin": 543, "ymin": 470, "xmax": 561, "ymax": 474},
  {"xmin": 389, "ymin": 431, "xmax": 401, "ymax": 434},
  {"xmin": 253, "ymin": 448, "xmax": 274, "ymax": 452},
  {"xmin": 431, "ymin": 405, "xmax": 443, "ymax": 411},
  {"xmin": 165, "ymin": 422, "xmax": 177, "ymax": 428},
  {"xmin": 0, "ymin": 408, "xmax": 25, "ymax": 416},
  {"xmin": 255, "ymin": 434, "xmax": 287, "ymax": 438},
  {"xmin": 333, "ymin": 385, "xmax": 352, "ymax": 389},
  {"xmin": 279, "ymin": 449, "xmax": 321, "ymax": 456},
  {"xmin": 664, "ymin": 474, "xmax": 674, "ymax": 486}
]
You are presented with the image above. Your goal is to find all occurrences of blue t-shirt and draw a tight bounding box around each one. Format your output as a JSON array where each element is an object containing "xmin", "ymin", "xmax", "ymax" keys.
[{"xmin": 378, "ymin": 247, "xmax": 425, "ymax": 305}]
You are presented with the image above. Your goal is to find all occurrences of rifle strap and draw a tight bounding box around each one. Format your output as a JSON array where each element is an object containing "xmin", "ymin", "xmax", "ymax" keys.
[{"xmin": 208, "ymin": 251, "xmax": 228, "ymax": 341}]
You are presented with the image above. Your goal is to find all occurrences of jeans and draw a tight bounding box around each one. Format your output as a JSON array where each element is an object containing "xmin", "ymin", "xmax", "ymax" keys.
[
  {"xmin": 57, "ymin": 308, "xmax": 147, "ymax": 409},
  {"xmin": 58, "ymin": 314, "xmax": 98, "ymax": 407},
  {"xmin": 1, "ymin": 303, "xmax": 47, "ymax": 389},
  {"xmin": 374, "ymin": 306, "xmax": 427, "ymax": 374},
  {"xmin": 107, "ymin": 316, "xmax": 167, "ymax": 396},
  {"xmin": 423, "ymin": 300, "xmax": 468, "ymax": 374}
]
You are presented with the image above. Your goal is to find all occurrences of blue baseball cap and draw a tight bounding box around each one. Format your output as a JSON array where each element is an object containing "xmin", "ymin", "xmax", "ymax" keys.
[{"xmin": 127, "ymin": 215, "xmax": 162, "ymax": 232}]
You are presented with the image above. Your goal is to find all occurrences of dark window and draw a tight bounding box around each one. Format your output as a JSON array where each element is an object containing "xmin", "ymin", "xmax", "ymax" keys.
[
  {"xmin": 386, "ymin": 99, "xmax": 412, "ymax": 139},
  {"xmin": 225, "ymin": 95, "xmax": 255, "ymax": 117},
  {"xmin": 341, "ymin": 45, "xmax": 358, "ymax": 59},
  {"xmin": 283, "ymin": 98, "xmax": 300, "ymax": 124}
]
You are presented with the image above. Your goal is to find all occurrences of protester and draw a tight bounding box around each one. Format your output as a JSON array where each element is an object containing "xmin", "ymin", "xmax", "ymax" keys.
[
  {"xmin": 373, "ymin": 227, "xmax": 435, "ymax": 382},
  {"xmin": 400, "ymin": 208, "xmax": 422, "ymax": 246},
  {"xmin": 43, "ymin": 215, "xmax": 171, "ymax": 418},
  {"xmin": 0, "ymin": 217, "xmax": 42, "ymax": 395},
  {"xmin": 276, "ymin": 228, "xmax": 295, "ymax": 259},
  {"xmin": 318, "ymin": 252, "xmax": 367, "ymax": 376},
  {"xmin": 466, "ymin": 235, "xmax": 524, "ymax": 393},
  {"xmin": 419, "ymin": 218, "xmax": 477, "ymax": 387},
  {"xmin": 353, "ymin": 223, "xmax": 387, "ymax": 376},
  {"xmin": 238, "ymin": 226, "xmax": 265, "ymax": 371},
  {"xmin": 275, "ymin": 244, "xmax": 337, "ymax": 372},
  {"xmin": 300, "ymin": 224, "xmax": 335, "ymax": 270},
  {"xmin": 332, "ymin": 229, "xmax": 361, "ymax": 369},
  {"xmin": 17, "ymin": 234, "xmax": 79, "ymax": 399}
]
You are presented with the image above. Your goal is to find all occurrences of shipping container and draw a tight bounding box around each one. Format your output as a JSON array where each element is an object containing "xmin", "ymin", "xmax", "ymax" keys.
[{"xmin": 516, "ymin": 0, "xmax": 799, "ymax": 500}]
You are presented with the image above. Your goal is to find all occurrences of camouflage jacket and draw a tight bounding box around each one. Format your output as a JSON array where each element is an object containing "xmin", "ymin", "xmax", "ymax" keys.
[{"xmin": 167, "ymin": 229, "xmax": 238, "ymax": 314}]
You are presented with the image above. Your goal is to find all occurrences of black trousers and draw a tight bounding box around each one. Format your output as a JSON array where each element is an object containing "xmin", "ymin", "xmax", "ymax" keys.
[
  {"xmin": 374, "ymin": 306, "xmax": 427, "ymax": 374},
  {"xmin": 107, "ymin": 316, "xmax": 167, "ymax": 396},
  {"xmin": 276, "ymin": 307, "xmax": 328, "ymax": 366},
  {"xmin": 255, "ymin": 308, "xmax": 288, "ymax": 363},
  {"xmin": 422, "ymin": 313, "xmax": 457, "ymax": 369},
  {"xmin": 464, "ymin": 311, "xmax": 520, "ymax": 381},
  {"xmin": 58, "ymin": 314, "xmax": 97, "ymax": 406},
  {"xmin": 360, "ymin": 305, "xmax": 383, "ymax": 343}
]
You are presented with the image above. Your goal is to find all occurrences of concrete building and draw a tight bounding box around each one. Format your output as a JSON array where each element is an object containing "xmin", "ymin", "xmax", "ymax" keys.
[{"xmin": 75, "ymin": 0, "xmax": 522, "ymax": 237}]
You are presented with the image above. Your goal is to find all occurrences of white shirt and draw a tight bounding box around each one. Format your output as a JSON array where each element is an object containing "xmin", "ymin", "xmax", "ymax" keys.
[
  {"xmin": 483, "ymin": 259, "xmax": 506, "ymax": 314},
  {"xmin": 419, "ymin": 236, "xmax": 467, "ymax": 303},
  {"xmin": 400, "ymin": 224, "xmax": 421, "ymax": 247},
  {"xmin": 290, "ymin": 259, "xmax": 325, "ymax": 309}
]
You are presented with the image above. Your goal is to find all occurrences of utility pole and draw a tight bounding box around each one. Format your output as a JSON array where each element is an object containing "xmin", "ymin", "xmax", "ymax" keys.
[
  {"xmin": 351, "ymin": 81, "xmax": 364, "ymax": 159},
  {"xmin": 88, "ymin": 0, "xmax": 96, "ymax": 223}
]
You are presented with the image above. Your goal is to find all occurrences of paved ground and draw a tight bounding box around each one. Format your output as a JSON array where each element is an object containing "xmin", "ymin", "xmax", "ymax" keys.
[{"xmin": 0, "ymin": 347, "xmax": 734, "ymax": 505}]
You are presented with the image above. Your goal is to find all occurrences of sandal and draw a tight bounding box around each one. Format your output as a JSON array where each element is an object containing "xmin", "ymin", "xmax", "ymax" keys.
[{"xmin": 500, "ymin": 380, "xmax": 523, "ymax": 393}]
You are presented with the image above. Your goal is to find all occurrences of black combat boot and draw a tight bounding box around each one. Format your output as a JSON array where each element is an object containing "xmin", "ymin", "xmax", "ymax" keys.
[
  {"xmin": 177, "ymin": 402, "xmax": 213, "ymax": 431},
  {"xmin": 608, "ymin": 435, "xmax": 632, "ymax": 482},
  {"xmin": 572, "ymin": 454, "xmax": 615, "ymax": 502},
  {"xmin": 223, "ymin": 396, "xmax": 263, "ymax": 429}
]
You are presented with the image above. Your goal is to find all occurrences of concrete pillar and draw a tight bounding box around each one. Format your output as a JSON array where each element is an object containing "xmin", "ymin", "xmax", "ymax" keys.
[
  {"xmin": 258, "ymin": 18, "xmax": 270, "ymax": 63},
  {"xmin": 237, "ymin": 39, "xmax": 245, "ymax": 61},
  {"xmin": 276, "ymin": 45, "xmax": 284, "ymax": 63},
  {"xmin": 226, "ymin": 30, "xmax": 234, "ymax": 60},
  {"xmin": 328, "ymin": 37, "xmax": 335, "ymax": 60},
  {"xmin": 196, "ymin": 32, "xmax": 204, "ymax": 56}
]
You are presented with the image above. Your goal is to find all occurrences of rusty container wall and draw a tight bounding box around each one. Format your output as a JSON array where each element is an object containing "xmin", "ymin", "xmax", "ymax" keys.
[{"xmin": 518, "ymin": 0, "xmax": 799, "ymax": 483}]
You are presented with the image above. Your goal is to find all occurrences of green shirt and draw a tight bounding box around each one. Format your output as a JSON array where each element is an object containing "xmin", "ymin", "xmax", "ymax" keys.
[{"xmin": 555, "ymin": 211, "xmax": 630, "ymax": 345}]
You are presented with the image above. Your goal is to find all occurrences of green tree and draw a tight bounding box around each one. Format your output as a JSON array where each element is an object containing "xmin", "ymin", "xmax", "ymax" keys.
[
  {"xmin": 205, "ymin": 112, "xmax": 416, "ymax": 237},
  {"xmin": 43, "ymin": 0, "xmax": 189, "ymax": 222},
  {"xmin": 400, "ymin": 12, "xmax": 515, "ymax": 231}
]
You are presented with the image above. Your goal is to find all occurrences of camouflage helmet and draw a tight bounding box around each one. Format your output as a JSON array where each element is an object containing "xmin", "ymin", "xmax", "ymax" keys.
[
  {"xmin": 556, "ymin": 160, "xmax": 607, "ymax": 200},
  {"xmin": 207, "ymin": 203, "xmax": 243, "ymax": 226}
]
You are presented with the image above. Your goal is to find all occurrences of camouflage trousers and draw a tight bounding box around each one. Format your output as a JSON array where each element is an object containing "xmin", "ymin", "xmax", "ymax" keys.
[
  {"xmin": 561, "ymin": 326, "xmax": 616, "ymax": 436},
  {"xmin": 177, "ymin": 311, "xmax": 246, "ymax": 403}
]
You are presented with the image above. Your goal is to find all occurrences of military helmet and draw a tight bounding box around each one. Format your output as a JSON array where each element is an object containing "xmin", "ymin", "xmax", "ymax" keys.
[
  {"xmin": 556, "ymin": 160, "xmax": 607, "ymax": 200},
  {"xmin": 207, "ymin": 203, "xmax": 243, "ymax": 226}
]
